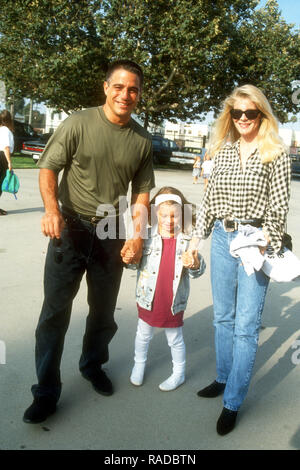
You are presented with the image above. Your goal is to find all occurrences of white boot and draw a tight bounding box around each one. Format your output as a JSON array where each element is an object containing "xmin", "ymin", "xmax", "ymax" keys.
[
  {"xmin": 159, "ymin": 361, "xmax": 185, "ymax": 391},
  {"xmin": 130, "ymin": 319, "xmax": 154, "ymax": 387},
  {"xmin": 130, "ymin": 362, "xmax": 146, "ymax": 386},
  {"xmin": 159, "ymin": 327, "xmax": 186, "ymax": 392}
]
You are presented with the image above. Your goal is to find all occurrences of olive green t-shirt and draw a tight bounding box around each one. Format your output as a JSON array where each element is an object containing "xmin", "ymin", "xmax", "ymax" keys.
[{"xmin": 38, "ymin": 106, "xmax": 155, "ymax": 216}]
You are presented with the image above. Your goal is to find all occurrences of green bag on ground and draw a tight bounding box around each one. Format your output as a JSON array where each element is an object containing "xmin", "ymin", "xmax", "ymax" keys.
[{"xmin": 1, "ymin": 170, "xmax": 20, "ymax": 199}]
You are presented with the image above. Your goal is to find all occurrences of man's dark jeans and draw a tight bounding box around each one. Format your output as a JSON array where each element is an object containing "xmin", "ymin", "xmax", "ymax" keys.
[{"xmin": 31, "ymin": 212, "xmax": 124, "ymax": 402}]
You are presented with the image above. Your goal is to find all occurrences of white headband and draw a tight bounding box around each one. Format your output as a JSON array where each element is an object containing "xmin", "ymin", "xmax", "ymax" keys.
[{"xmin": 155, "ymin": 194, "xmax": 182, "ymax": 206}]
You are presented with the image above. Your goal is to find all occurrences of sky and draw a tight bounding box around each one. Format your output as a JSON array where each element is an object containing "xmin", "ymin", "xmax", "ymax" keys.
[{"xmin": 258, "ymin": 0, "xmax": 300, "ymax": 28}]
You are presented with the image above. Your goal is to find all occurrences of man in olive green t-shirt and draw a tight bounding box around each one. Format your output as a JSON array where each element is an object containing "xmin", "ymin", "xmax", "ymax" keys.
[{"xmin": 23, "ymin": 60, "xmax": 155, "ymax": 424}]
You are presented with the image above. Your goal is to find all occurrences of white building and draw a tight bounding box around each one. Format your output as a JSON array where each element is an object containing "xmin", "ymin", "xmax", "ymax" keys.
[
  {"xmin": 42, "ymin": 107, "xmax": 300, "ymax": 150},
  {"xmin": 164, "ymin": 121, "xmax": 208, "ymax": 149},
  {"xmin": 279, "ymin": 128, "xmax": 293, "ymax": 147},
  {"xmin": 45, "ymin": 108, "xmax": 68, "ymax": 133},
  {"xmin": 0, "ymin": 81, "xmax": 6, "ymax": 110},
  {"xmin": 44, "ymin": 109, "xmax": 164, "ymax": 135},
  {"xmin": 279, "ymin": 128, "xmax": 300, "ymax": 148},
  {"xmin": 292, "ymin": 130, "xmax": 300, "ymax": 147}
]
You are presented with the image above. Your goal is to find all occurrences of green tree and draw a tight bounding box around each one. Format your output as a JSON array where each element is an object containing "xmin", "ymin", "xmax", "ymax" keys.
[
  {"xmin": 236, "ymin": 0, "xmax": 300, "ymax": 123},
  {"xmin": 99, "ymin": 0, "xmax": 263, "ymax": 127},
  {"xmin": 99, "ymin": 0, "xmax": 300, "ymax": 125},
  {"xmin": 0, "ymin": 0, "xmax": 106, "ymax": 113},
  {"xmin": 0, "ymin": 0, "xmax": 299, "ymax": 125}
]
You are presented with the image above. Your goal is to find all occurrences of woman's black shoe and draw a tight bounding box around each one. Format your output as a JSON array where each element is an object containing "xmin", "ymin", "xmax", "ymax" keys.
[
  {"xmin": 197, "ymin": 380, "xmax": 226, "ymax": 398},
  {"xmin": 216, "ymin": 407, "xmax": 238, "ymax": 435},
  {"xmin": 23, "ymin": 397, "xmax": 57, "ymax": 424}
]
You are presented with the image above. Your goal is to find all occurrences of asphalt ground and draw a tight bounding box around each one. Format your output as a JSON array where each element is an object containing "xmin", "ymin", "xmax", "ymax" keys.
[{"xmin": 0, "ymin": 167, "xmax": 299, "ymax": 451}]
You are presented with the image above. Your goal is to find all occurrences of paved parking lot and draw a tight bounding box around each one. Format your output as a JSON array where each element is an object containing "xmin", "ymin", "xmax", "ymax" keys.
[{"xmin": 0, "ymin": 168, "xmax": 299, "ymax": 450}]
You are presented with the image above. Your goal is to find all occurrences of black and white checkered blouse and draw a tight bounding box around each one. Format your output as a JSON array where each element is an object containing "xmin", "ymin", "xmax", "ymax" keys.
[{"xmin": 194, "ymin": 140, "xmax": 291, "ymax": 253}]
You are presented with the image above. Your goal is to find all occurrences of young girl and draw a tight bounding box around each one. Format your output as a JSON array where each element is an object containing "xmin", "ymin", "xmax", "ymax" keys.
[{"xmin": 122, "ymin": 186, "xmax": 205, "ymax": 391}]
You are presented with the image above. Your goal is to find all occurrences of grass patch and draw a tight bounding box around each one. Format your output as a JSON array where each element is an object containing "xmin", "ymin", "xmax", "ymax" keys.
[
  {"xmin": 11, "ymin": 155, "xmax": 191, "ymax": 171},
  {"xmin": 12, "ymin": 154, "xmax": 37, "ymax": 169}
]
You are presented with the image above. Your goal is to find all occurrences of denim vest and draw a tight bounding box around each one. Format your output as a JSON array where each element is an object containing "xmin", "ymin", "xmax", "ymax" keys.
[{"xmin": 136, "ymin": 231, "xmax": 206, "ymax": 314}]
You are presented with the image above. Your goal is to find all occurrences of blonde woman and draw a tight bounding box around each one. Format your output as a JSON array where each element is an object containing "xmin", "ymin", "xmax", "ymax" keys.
[
  {"xmin": 194, "ymin": 85, "xmax": 291, "ymax": 435},
  {"xmin": 0, "ymin": 110, "xmax": 14, "ymax": 215}
]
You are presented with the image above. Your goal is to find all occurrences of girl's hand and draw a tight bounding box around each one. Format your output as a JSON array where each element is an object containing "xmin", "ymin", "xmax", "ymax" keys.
[{"xmin": 182, "ymin": 250, "xmax": 200, "ymax": 269}]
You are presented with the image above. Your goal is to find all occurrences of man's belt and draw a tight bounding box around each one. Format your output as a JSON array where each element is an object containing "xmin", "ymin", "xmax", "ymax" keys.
[
  {"xmin": 62, "ymin": 206, "xmax": 118, "ymax": 226},
  {"xmin": 222, "ymin": 217, "xmax": 262, "ymax": 232}
]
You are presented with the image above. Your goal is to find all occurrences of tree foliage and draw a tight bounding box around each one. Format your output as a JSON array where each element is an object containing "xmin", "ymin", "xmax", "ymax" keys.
[
  {"xmin": 0, "ymin": 0, "xmax": 106, "ymax": 113},
  {"xmin": 98, "ymin": 0, "xmax": 262, "ymax": 126},
  {"xmin": 0, "ymin": 0, "xmax": 299, "ymax": 125},
  {"xmin": 236, "ymin": 0, "xmax": 300, "ymax": 122}
]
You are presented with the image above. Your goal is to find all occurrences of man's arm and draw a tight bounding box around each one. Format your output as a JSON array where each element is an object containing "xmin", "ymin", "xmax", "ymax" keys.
[
  {"xmin": 39, "ymin": 168, "xmax": 65, "ymax": 239},
  {"xmin": 121, "ymin": 192, "xmax": 150, "ymax": 264}
]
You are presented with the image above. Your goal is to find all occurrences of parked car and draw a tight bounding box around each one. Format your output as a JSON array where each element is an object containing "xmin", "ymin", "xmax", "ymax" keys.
[
  {"xmin": 21, "ymin": 133, "xmax": 52, "ymax": 161},
  {"xmin": 171, "ymin": 147, "xmax": 206, "ymax": 166},
  {"xmin": 291, "ymin": 153, "xmax": 300, "ymax": 174},
  {"xmin": 13, "ymin": 120, "xmax": 40, "ymax": 153},
  {"xmin": 151, "ymin": 134, "xmax": 179, "ymax": 164}
]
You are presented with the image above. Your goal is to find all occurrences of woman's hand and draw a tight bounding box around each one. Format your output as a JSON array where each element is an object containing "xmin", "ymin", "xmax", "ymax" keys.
[
  {"xmin": 259, "ymin": 227, "xmax": 270, "ymax": 255},
  {"xmin": 182, "ymin": 250, "xmax": 200, "ymax": 269}
]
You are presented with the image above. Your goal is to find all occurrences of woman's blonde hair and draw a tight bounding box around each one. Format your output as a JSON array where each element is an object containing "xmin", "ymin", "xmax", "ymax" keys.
[{"xmin": 208, "ymin": 84, "xmax": 285, "ymax": 163}]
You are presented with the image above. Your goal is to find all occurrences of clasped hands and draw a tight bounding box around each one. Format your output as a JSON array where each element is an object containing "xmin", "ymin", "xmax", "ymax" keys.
[
  {"xmin": 41, "ymin": 215, "xmax": 200, "ymax": 271},
  {"xmin": 121, "ymin": 240, "xmax": 200, "ymax": 270}
]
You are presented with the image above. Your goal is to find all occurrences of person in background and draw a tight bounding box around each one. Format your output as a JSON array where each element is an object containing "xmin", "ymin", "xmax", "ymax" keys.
[
  {"xmin": 200, "ymin": 152, "xmax": 213, "ymax": 190},
  {"xmin": 0, "ymin": 110, "xmax": 14, "ymax": 215},
  {"xmin": 23, "ymin": 59, "xmax": 155, "ymax": 424},
  {"xmin": 194, "ymin": 84, "xmax": 290, "ymax": 435},
  {"xmin": 192, "ymin": 155, "xmax": 201, "ymax": 184}
]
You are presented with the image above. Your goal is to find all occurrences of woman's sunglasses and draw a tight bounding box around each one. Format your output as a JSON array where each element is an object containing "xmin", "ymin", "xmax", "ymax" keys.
[{"xmin": 230, "ymin": 109, "xmax": 261, "ymax": 120}]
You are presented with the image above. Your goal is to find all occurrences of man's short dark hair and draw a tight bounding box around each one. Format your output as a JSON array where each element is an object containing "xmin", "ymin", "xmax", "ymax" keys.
[{"xmin": 106, "ymin": 60, "xmax": 144, "ymax": 89}]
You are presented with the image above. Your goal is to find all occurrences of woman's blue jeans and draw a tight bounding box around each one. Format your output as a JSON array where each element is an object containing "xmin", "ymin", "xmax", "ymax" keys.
[
  {"xmin": 211, "ymin": 220, "xmax": 269, "ymax": 411},
  {"xmin": 31, "ymin": 212, "xmax": 124, "ymax": 402}
]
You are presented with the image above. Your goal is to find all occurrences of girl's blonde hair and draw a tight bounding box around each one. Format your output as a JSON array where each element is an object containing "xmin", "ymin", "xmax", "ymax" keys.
[
  {"xmin": 208, "ymin": 84, "xmax": 285, "ymax": 163},
  {"xmin": 150, "ymin": 186, "xmax": 196, "ymax": 233}
]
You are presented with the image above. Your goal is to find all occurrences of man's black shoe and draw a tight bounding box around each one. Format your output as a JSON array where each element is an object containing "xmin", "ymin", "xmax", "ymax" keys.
[
  {"xmin": 23, "ymin": 397, "xmax": 57, "ymax": 424},
  {"xmin": 217, "ymin": 407, "xmax": 238, "ymax": 435},
  {"xmin": 81, "ymin": 368, "xmax": 114, "ymax": 396},
  {"xmin": 197, "ymin": 380, "xmax": 226, "ymax": 398}
]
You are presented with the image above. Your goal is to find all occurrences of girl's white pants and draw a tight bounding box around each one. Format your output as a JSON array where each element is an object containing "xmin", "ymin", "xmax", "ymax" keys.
[{"xmin": 134, "ymin": 318, "xmax": 186, "ymax": 371}]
